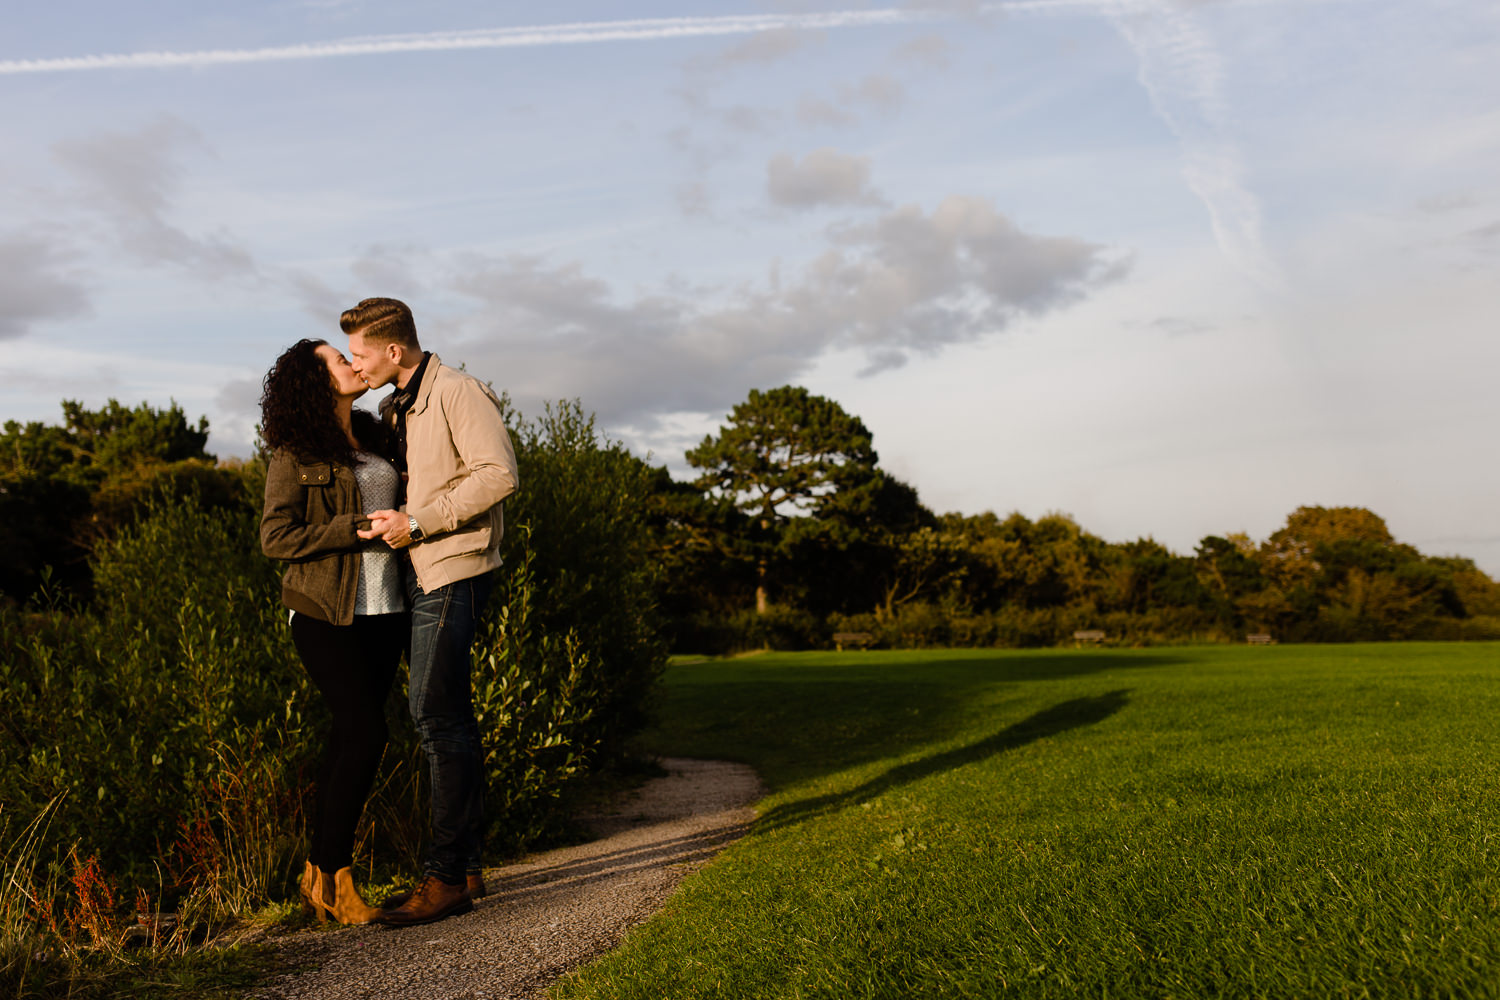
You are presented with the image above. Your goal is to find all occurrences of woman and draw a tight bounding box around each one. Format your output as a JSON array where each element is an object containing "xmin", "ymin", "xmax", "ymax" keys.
[{"xmin": 259, "ymin": 338, "xmax": 406, "ymax": 925}]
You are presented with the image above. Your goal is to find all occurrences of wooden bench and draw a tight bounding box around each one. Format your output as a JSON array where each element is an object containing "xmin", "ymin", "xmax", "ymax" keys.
[
  {"xmin": 833, "ymin": 631, "xmax": 874, "ymax": 651},
  {"xmin": 1246, "ymin": 633, "xmax": 1275, "ymax": 645},
  {"xmin": 1073, "ymin": 630, "xmax": 1106, "ymax": 646}
]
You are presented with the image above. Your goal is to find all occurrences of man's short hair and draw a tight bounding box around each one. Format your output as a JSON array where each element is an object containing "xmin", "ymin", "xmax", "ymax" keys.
[{"xmin": 340, "ymin": 297, "xmax": 421, "ymax": 351}]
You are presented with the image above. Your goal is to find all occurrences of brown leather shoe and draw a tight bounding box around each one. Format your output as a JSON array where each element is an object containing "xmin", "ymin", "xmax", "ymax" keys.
[
  {"xmin": 378, "ymin": 874, "xmax": 472, "ymax": 927},
  {"xmin": 467, "ymin": 873, "xmax": 487, "ymax": 900},
  {"xmin": 382, "ymin": 873, "xmax": 486, "ymax": 908}
]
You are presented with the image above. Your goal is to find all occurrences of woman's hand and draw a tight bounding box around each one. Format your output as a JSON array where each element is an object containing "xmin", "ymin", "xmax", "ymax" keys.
[{"xmin": 358, "ymin": 509, "xmax": 413, "ymax": 549}]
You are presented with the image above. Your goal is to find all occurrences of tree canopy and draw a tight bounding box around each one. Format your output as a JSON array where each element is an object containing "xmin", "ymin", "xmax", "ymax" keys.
[
  {"xmin": 2, "ymin": 399, "xmax": 212, "ymax": 481},
  {"xmin": 687, "ymin": 385, "xmax": 879, "ymax": 612},
  {"xmin": 1, "ymin": 400, "xmax": 232, "ymax": 602},
  {"xmin": 656, "ymin": 389, "xmax": 1500, "ymax": 647}
]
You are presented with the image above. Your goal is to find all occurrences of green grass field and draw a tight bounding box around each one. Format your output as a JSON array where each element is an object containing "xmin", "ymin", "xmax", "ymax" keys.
[{"xmin": 554, "ymin": 643, "xmax": 1500, "ymax": 999}]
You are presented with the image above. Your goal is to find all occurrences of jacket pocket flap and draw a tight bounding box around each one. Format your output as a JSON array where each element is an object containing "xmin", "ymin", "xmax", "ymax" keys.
[{"xmin": 296, "ymin": 462, "xmax": 333, "ymax": 486}]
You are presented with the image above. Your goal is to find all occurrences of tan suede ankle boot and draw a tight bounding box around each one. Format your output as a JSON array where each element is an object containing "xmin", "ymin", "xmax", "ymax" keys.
[
  {"xmin": 313, "ymin": 865, "xmax": 334, "ymax": 923},
  {"xmin": 323, "ymin": 866, "xmax": 381, "ymax": 925},
  {"xmin": 298, "ymin": 860, "xmax": 318, "ymax": 917}
]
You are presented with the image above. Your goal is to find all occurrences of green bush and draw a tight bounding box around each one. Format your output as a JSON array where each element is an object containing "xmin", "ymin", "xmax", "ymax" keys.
[
  {"xmin": 472, "ymin": 525, "xmax": 601, "ymax": 853},
  {"xmin": 0, "ymin": 397, "xmax": 670, "ymax": 939},
  {"xmin": 0, "ymin": 494, "xmax": 300, "ymax": 877},
  {"xmin": 500, "ymin": 399, "xmax": 666, "ymax": 757}
]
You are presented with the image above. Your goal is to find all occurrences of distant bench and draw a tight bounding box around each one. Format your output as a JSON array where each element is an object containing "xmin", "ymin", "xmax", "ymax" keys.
[
  {"xmin": 1073, "ymin": 630, "xmax": 1106, "ymax": 646},
  {"xmin": 1246, "ymin": 633, "xmax": 1276, "ymax": 645},
  {"xmin": 833, "ymin": 631, "xmax": 874, "ymax": 651}
]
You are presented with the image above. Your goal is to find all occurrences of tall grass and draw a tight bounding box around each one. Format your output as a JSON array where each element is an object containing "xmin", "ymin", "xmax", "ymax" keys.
[{"xmin": 0, "ymin": 795, "xmax": 65, "ymax": 988}]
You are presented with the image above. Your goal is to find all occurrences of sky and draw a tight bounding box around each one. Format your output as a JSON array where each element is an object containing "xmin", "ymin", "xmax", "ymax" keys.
[{"xmin": 3, "ymin": 0, "xmax": 1499, "ymax": 575}]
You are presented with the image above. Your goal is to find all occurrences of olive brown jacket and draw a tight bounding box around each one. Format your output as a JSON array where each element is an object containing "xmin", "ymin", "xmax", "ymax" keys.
[{"xmin": 260, "ymin": 452, "xmax": 367, "ymax": 626}]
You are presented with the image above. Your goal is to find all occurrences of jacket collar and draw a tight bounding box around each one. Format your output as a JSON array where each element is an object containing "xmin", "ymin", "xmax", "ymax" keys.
[{"xmin": 409, "ymin": 354, "xmax": 443, "ymax": 417}]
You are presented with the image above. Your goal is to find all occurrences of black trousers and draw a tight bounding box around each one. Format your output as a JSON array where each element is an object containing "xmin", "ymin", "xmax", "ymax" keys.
[{"xmin": 290, "ymin": 610, "xmax": 407, "ymax": 872}]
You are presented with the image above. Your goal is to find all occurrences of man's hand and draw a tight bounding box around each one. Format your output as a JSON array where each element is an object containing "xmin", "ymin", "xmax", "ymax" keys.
[{"xmin": 357, "ymin": 509, "xmax": 413, "ymax": 549}]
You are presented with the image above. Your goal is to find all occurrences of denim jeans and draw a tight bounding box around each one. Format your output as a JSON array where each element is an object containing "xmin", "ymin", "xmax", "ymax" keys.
[{"xmin": 406, "ymin": 567, "xmax": 492, "ymax": 883}]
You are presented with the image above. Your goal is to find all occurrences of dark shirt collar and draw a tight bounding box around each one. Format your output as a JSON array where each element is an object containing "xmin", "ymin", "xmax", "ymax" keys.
[{"xmin": 390, "ymin": 351, "xmax": 432, "ymax": 415}]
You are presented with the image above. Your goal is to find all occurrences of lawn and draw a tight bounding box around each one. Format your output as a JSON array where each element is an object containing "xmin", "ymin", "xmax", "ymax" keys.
[{"xmin": 554, "ymin": 643, "xmax": 1500, "ymax": 999}]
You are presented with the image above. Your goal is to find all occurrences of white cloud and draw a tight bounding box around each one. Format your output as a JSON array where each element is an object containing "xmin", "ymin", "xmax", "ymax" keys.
[
  {"xmin": 766, "ymin": 149, "xmax": 884, "ymax": 209},
  {"xmin": 350, "ymin": 244, "xmax": 428, "ymax": 298},
  {"xmin": 797, "ymin": 96, "xmax": 858, "ymax": 127},
  {"xmin": 893, "ymin": 34, "xmax": 953, "ymax": 68},
  {"xmin": 706, "ymin": 26, "xmax": 812, "ymax": 68},
  {"xmin": 215, "ymin": 376, "xmax": 263, "ymax": 424},
  {"xmin": 843, "ymin": 73, "xmax": 905, "ymax": 113},
  {"xmin": 436, "ymin": 195, "xmax": 1120, "ymax": 422},
  {"xmin": 51, "ymin": 117, "xmax": 258, "ymax": 281},
  {"xmin": 283, "ymin": 269, "xmax": 347, "ymax": 322},
  {"xmin": 675, "ymin": 179, "xmax": 712, "ymax": 216},
  {"xmin": 0, "ymin": 234, "xmax": 91, "ymax": 339},
  {"xmin": 818, "ymin": 196, "xmax": 1124, "ymax": 359}
]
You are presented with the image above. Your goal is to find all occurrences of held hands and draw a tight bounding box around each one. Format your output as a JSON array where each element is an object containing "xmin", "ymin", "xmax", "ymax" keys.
[{"xmin": 357, "ymin": 509, "xmax": 412, "ymax": 549}]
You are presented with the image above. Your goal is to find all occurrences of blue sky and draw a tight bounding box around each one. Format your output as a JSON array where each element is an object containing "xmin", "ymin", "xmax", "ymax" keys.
[{"xmin": 4, "ymin": 0, "xmax": 1499, "ymax": 574}]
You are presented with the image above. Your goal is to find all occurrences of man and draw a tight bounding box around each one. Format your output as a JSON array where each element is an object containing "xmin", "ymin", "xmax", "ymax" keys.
[{"xmin": 344, "ymin": 297, "xmax": 519, "ymax": 927}]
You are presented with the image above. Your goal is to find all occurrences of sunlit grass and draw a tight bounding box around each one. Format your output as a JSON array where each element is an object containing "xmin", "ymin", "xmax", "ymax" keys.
[{"xmin": 556, "ymin": 643, "xmax": 1500, "ymax": 999}]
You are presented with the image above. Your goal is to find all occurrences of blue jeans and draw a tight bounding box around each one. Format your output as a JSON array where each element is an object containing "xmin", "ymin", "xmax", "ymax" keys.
[{"xmin": 406, "ymin": 567, "xmax": 492, "ymax": 883}]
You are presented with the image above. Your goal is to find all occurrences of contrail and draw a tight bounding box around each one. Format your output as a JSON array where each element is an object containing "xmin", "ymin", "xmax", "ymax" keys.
[
  {"xmin": 0, "ymin": 10, "xmax": 939, "ymax": 75},
  {"xmin": 1105, "ymin": 0, "xmax": 1282, "ymax": 289},
  {"xmin": 0, "ymin": 2, "xmax": 1150, "ymax": 76},
  {"xmin": 0, "ymin": 0, "xmax": 1321, "ymax": 77},
  {"xmin": 1, "ymin": 0, "xmax": 1284, "ymax": 288}
]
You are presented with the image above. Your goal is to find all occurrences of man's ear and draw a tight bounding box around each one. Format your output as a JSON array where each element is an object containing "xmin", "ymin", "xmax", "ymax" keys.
[{"xmin": 388, "ymin": 342, "xmax": 405, "ymax": 365}]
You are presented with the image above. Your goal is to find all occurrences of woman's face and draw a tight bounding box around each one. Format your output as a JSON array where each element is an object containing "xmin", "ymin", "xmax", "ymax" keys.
[{"xmin": 316, "ymin": 344, "xmax": 367, "ymax": 400}]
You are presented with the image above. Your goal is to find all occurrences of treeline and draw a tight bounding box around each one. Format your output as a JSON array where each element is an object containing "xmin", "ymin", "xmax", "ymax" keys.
[
  {"xmin": 5, "ymin": 389, "xmax": 1499, "ymax": 655},
  {"xmin": 649, "ymin": 387, "xmax": 1500, "ymax": 650}
]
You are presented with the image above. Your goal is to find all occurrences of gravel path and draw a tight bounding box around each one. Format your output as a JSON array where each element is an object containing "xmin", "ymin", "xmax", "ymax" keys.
[{"xmin": 249, "ymin": 758, "xmax": 762, "ymax": 1000}]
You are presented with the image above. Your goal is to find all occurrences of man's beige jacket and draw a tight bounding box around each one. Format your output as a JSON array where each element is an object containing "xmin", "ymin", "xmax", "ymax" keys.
[{"xmin": 383, "ymin": 356, "xmax": 520, "ymax": 594}]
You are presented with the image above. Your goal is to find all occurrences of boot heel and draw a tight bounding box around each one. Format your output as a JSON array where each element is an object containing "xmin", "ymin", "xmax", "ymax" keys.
[{"xmin": 298, "ymin": 860, "xmax": 326, "ymax": 921}]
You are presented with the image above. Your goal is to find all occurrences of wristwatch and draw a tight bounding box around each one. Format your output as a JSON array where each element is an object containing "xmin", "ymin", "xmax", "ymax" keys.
[{"xmin": 407, "ymin": 515, "xmax": 425, "ymax": 542}]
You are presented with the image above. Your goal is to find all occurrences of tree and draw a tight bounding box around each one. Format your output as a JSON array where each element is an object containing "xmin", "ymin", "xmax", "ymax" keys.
[
  {"xmin": 0, "ymin": 399, "xmax": 230, "ymax": 603},
  {"xmin": 1, "ymin": 399, "xmax": 212, "ymax": 482},
  {"xmin": 1194, "ymin": 533, "xmax": 1266, "ymax": 629},
  {"xmin": 1110, "ymin": 537, "xmax": 1205, "ymax": 613},
  {"xmin": 644, "ymin": 466, "xmax": 753, "ymax": 621},
  {"xmin": 687, "ymin": 386, "xmax": 878, "ymax": 613},
  {"xmin": 875, "ymin": 525, "xmax": 968, "ymax": 619},
  {"xmin": 1260, "ymin": 506, "xmax": 1393, "ymax": 591},
  {"xmin": 783, "ymin": 470, "xmax": 943, "ymax": 617}
]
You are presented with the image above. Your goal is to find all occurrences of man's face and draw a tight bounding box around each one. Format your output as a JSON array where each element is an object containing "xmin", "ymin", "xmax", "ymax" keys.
[{"xmin": 347, "ymin": 331, "xmax": 398, "ymax": 389}]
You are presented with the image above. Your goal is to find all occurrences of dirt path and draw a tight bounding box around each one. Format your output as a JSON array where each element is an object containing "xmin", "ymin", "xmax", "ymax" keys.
[{"xmin": 249, "ymin": 758, "xmax": 762, "ymax": 1000}]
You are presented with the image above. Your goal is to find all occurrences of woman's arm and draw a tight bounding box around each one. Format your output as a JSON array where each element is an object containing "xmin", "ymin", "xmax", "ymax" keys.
[{"xmin": 260, "ymin": 451, "xmax": 363, "ymax": 561}]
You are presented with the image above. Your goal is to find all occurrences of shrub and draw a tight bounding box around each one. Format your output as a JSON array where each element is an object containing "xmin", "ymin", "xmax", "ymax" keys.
[
  {"xmin": 0, "ymin": 493, "xmax": 302, "ymax": 887},
  {"xmin": 0, "ymin": 393, "xmax": 671, "ymax": 936},
  {"xmin": 500, "ymin": 399, "xmax": 666, "ymax": 758}
]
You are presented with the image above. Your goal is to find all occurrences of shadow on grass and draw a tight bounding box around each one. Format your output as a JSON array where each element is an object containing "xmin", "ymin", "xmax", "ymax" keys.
[
  {"xmin": 899, "ymin": 653, "xmax": 1178, "ymax": 683},
  {"xmin": 755, "ymin": 688, "xmax": 1131, "ymax": 832}
]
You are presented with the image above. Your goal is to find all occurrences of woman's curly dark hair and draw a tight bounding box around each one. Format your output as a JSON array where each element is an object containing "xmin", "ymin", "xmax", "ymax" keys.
[{"xmin": 260, "ymin": 338, "xmax": 389, "ymax": 466}]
